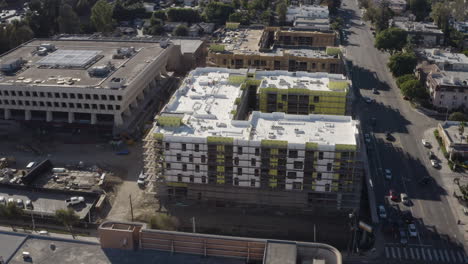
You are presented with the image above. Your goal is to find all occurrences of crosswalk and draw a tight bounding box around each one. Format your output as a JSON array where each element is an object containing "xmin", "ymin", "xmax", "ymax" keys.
[{"xmin": 384, "ymin": 245, "xmax": 468, "ymax": 263}]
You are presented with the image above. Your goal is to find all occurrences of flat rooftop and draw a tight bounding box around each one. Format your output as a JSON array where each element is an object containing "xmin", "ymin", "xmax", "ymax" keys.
[
  {"xmin": 441, "ymin": 121, "xmax": 468, "ymax": 146},
  {"xmin": 0, "ymin": 232, "xmax": 27, "ymax": 262},
  {"xmin": 0, "ymin": 39, "xmax": 166, "ymax": 89},
  {"xmin": 394, "ymin": 20, "xmax": 443, "ymax": 34},
  {"xmin": 431, "ymin": 70, "xmax": 468, "ymax": 86},
  {"xmin": 287, "ymin": 5, "xmax": 329, "ymax": 19},
  {"xmin": 256, "ymin": 70, "xmax": 347, "ymax": 91},
  {"xmin": 155, "ymin": 68, "xmax": 356, "ymax": 146},
  {"xmin": 421, "ymin": 49, "xmax": 468, "ymax": 65},
  {"xmin": 218, "ymin": 28, "xmax": 337, "ymax": 57},
  {"xmin": 8, "ymin": 236, "xmax": 244, "ymax": 264},
  {"xmin": 0, "ymin": 185, "xmax": 97, "ymax": 219}
]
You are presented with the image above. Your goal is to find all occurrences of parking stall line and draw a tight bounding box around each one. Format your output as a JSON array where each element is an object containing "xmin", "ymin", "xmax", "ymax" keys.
[
  {"xmin": 409, "ymin": 248, "xmax": 415, "ymax": 259},
  {"xmin": 385, "ymin": 247, "xmax": 390, "ymax": 258},
  {"xmin": 426, "ymin": 249, "xmax": 432, "ymax": 262},
  {"xmin": 421, "ymin": 247, "xmax": 426, "ymax": 261},
  {"xmin": 433, "ymin": 249, "xmax": 439, "ymax": 262},
  {"xmin": 414, "ymin": 247, "xmax": 420, "ymax": 260},
  {"xmin": 438, "ymin": 250, "xmax": 446, "ymax": 262},
  {"xmin": 396, "ymin": 247, "xmax": 401, "ymax": 259},
  {"xmin": 391, "ymin": 247, "xmax": 396, "ymax": 258},
  {"xmin": 444, "ymin": 250, "xmax": 450, "ymax": 262},
  {"xmin": 456, "ymin": 251, "xmax": 463, "ymax": 263},
  {"xmin": 450, "ymin": 251, "xmax": 457, "ymax": 263},
  {"xmin": 403, "ymin": 247, "xmax": 408, "ymax": 259}
]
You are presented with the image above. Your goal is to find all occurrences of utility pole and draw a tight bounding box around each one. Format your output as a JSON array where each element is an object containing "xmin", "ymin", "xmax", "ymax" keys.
[
  {"xmin": 31, "ymin": 211, "xmax": 35, "ymax": 231},
  {"xmin": 313, "ymin": 224, "xmax": 316, "ymax": 242},
  {"xmin": 191, "ymin": 217, "xmax": 196, "ymax": 233},
  {"xmin": 129, "ymin": 195, "xmax": 134, "ymax": 222}
]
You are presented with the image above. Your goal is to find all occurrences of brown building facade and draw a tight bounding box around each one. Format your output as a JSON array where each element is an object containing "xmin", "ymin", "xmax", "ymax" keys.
[{"xmin": 208, "ymin": 51, "xmax": 344, "ymax": 73}]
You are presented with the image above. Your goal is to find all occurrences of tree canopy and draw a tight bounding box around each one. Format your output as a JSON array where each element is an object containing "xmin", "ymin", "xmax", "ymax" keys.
[
  {"xmin": 0, "ymin": 21, "xmax": 34, "ymax": 54},
  {"xmin": 276, "ymin": 0, "xmax": 287, "ymax": 26},
  {"xmin": 449, "ymin": 112, "xmax": 468, "ymax": 122},
  {"xmin": 55, "ymin": 208, "xmax": 79, "ymax": 237},
  {"xmin": 363, "ymin": 5, "xmax": 393, "ymax": 32},
  {"xmin": 58, "ymin": 4, "xmax": 80, "ymax": 34},
  {"xmin": 408, "ymin": 0, "xmax": 431, "ymax": 21},
  {"xmin": 388, "ymin": 52, "xmax": 418, "ymax": 77},
  {"xmin": 374, "ymin": 27, "xmax": 408, "ymax": 52},
  {"xmin": 167, "ymin": 8, "xmax": 201, "ymax": 23},
  {"xmin": 399, "ymin": 79, "xmax": 427, "ymax": 99},
  {"xmin": 203, "ymin": 2, "xmax": 234, "ymax": 24},
  {"xmin": 228, "ymin": 10, "xmax": 251, "ymax": 25},
  {"xmin": 91, "ymin": 0, "xmax": 114, "ymax": 33},
  {"xmin": 430, "ymin": 2, "xmax": 451, "ymax": 32},
  {"xmin": 173, "ymin": 24, "xmax": 188, "ymax": 36},
  {"xmin": 396, "ymin": 74, "xmax": 417, "ymax": 88}
]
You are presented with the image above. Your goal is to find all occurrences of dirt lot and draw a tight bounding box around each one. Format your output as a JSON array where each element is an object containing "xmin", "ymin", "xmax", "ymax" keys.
[{"xmin": 0, "ymin": 122, "xmax": 157, "ymax": 223}]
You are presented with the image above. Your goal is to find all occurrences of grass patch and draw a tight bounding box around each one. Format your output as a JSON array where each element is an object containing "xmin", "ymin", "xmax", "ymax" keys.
[{"xmin": 433, "ymin": 129, "xmax": 449, "ymax": 159}]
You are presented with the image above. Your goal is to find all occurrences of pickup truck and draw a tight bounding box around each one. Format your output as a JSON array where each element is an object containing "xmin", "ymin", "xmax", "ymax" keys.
[{"xmin": 66, "ymin": 196, "xmax": 84, "ymax": 206}]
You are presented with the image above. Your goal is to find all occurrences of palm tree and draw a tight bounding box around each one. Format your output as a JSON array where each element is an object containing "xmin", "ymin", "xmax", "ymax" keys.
[
  {"xmin": 55, "ymin": 208, "xmax": 79, "ymax": 238},
  {"xmin": 0, "ymin": 202, "xmax": 24, "ymax": 231}
]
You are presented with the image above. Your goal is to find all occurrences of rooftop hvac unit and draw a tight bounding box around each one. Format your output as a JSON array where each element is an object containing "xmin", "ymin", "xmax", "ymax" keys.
[
  {"xmin": 88, "ymin": 65, "xmax": 110, "ymax": 77},
  {"xmin": 0, "ymin": 58, "xmax": 24, "ymax": 73},
  {"xmin": 109, "ymin": 77, "xmax": 125, "ymax": 89}
]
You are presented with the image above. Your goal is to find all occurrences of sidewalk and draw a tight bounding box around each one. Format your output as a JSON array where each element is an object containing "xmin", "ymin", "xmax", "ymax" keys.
[
  {"xmin": 423, "ymin": 128, "xmax": 468, "ymax": 250},
  {"xmin": 0, "ymin": 224, "xmax": 99, "ymax": 243}
]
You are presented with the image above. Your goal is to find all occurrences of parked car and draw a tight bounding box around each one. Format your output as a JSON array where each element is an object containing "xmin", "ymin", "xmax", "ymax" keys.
[
  {"xmin": 421, "ymin": 139, "xmax": 431, "ymax": 147},
  {"xmin": 385, "ymin": 132, "xmax": 393, "ymax": 141},
  {"xmin": 16, "ymin": 199, "xmax": 24, "ymax": 208},
  {"xmin": 364, "ymin": 133, "xmax": 371, "ymax": 143},
  {"xmin": 385, "ymin": 169, "xmax": 392, "ymax": 180},
  {"xmin": 401, "ymin": 211, "xmax": 413, "ymax": 224},
  {"xmin": 372, "ymin": 88, "xmax": 379, "ymax": 94},
  {"xmin": 400, "ymin": 193, "xmax": 409, "ymax": 205},
  {"xmin": 0, "ymin": 196, "xmax": 5, "ymax": 205},
  {"xmin": 7, "ymin": 197, "xmax": 14, "ymax": 204},
  {"xmin": 66, "ymin": 196, "xmax": 84, "ymax": 206},
  {"xmin": 408, "ymin": 224, "xmax": 418, "ymax": 237},
  {"xmin": 137, "ymin": 172, "xmax": 147, "ymax": 186},
  {"xmin": 378, "ymin": 205, "xmax": 387, "ymax": 219},
  {"xmin": 389, "ymin": 189, "xmax": 399, "ymax": 202},
  {"xmin": 430, "ymin": 159, "xmax": 440, "ymax": 168},
  {"xmin": 25, "ymin": 200, "xmax": 33, "ymax": 209},
  {"xmin": 399, "ymin": 229, "xmax": 408, "ymax": 245},
  {"xmin": 428, "ymin": 151, "xmax": 436, "ymax": 159}
]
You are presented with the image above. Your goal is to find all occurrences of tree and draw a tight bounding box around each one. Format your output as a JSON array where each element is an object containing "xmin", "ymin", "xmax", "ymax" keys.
[
  {"xmin": 396, "ymin": 74, "xmax": 417, "ymax": 88},
  {"xmin": 260, "ymin": 9, "xmax": 272, "ymax": 26},
  {"xmin": 241, "ymin": 0, "xmax": 249, "ymax": 9},
  {"xmin": 203, "ymin": 2, "xmax": 234, "ymax": 24},
  {"xmin": 388, "ymin": 52, "xmax": 417, "ymax": 77},
  {"xmin": 276, "ymin": 0, "xmax": 287, "ymax": 26},
  {"xmin": 9, "ymin": 23, "xmax": 34, "ymax": 48},
  {"xmin": 449, "ymin": 112, "xmax": 468, "ymax": 122},
  {"xmin": 173, "ymin": 24, "xmax": 188, "ymax": 36},
  {"xmin": 331, "ymin": 17, "xmax": 344, "ymax": 31},
  {"xmin": 149, "ymin": 213, "xmax": 179, "ymax": 231},
  {"xmin": 146, "ymin": 24, "xmax": 164, "ymax": 35},
  {"xmin": 90, "ymin": 0, "xmax": 114, "ymax": 33},
  {"xmin": 400, "ymin": 79, "xmax": 427, "ymax": 99},
  {"xmin": 228, "ymin": 10, "xmax": 251, "ymax": 25},
  {"xmin": 462, "ymin": 51, "xmax": 468, "ymax": 57},
  {"xmin": 374, "ymin": 27, "xmax": 408, "ymax": 52},
  {"xmin": 75, "ymin": 0, "xmax": 91, "ymax": 16},
  {"xmin": 363, "ymin": 5, "xmax": 393, "ymax": 32},
  {"xmin": 0, "ymin": 0, "xmax": 8, "ymax": 9},
  {"xmin": 248, "ymin": 0, "xmax": 269, "ymax": 10},
  {"xmin": 167, "ymin": 8, "xmax": 201, "ymax": 23},
  {"xmin": 409, "ymin": 0, "xmax": 431, "ymax": 21},
  {"xmin": 232, "ymin": 0, "xmax": 240, "ymax": 9},
  {"xmin": 55, "ymin": 208, "xmax": 79, "ymax": 238},
  {"xmin": 0, "ymin": 202, "xmax": 24, "ymax": 230},
  {"xmin": 152, "ymin": 10, "xmax": 167, "ymax": 21},
  {"xmin": 57, "ymin": 4, "xmax": 80, "ymax": 33},
  {"xmin": 430, "ymin": 2, "xmax": 450, "ymax": 32}
]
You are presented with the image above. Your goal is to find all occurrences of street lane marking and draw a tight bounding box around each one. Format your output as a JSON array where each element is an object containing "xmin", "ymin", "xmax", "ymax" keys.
[
  {"xmin": 426, "ymin": 249, "xmax": 432, "ymax": 262},
  {"xmin": 410, "ymin": 248, "xmax": 414, "ymax": 259},
  {"xmin": 385, "ymin": 247, "xmax": 389, "ymax": 258},
  {"xmin": 396, "ymin": 247, "xmax": 401, "ymax": 259},
  {"xmin": 391, "ymin": 247, "xmax": 396, "ymax": 258},
  {"xmin": 415, "ymin": 247, "xmax": 420, "ymax": 259},
  {"xmin": 403, "ymin": 247, "xmax": 408, "ymax": 259},
  {"xmin": 456, "ymin": 251, "xmax": 463, "ymax": 263}
]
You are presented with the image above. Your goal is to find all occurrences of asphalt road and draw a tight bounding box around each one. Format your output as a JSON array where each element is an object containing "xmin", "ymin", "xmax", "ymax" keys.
[{"xmin": 340, "ymin": 0, "xmax": 467, "ymax": 263}]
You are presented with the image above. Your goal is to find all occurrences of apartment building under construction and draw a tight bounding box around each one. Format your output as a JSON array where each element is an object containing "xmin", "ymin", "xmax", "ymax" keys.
[
  {"xmin": 208, "ymin": 28, "xmax": 344, "ymax": 74},
  {"xmin": 144, "ymin": 68, "xmax": 362, "ymax": 213}
]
